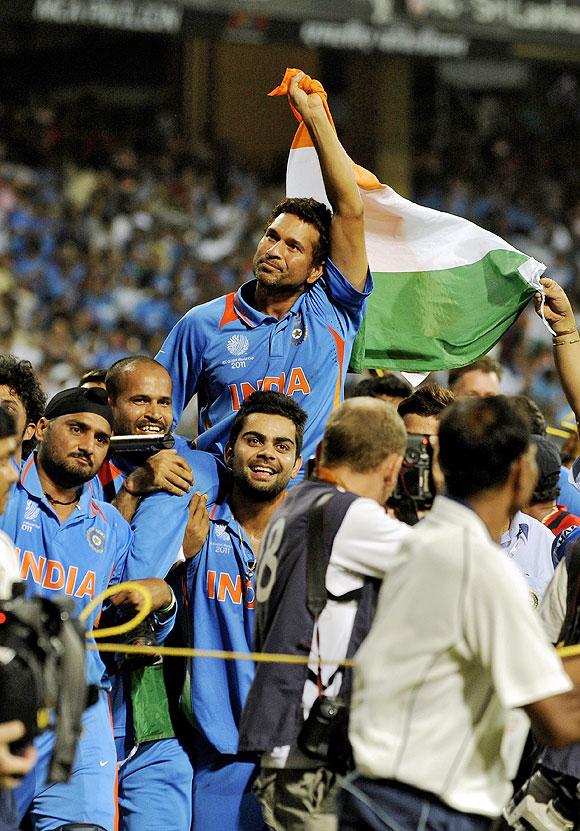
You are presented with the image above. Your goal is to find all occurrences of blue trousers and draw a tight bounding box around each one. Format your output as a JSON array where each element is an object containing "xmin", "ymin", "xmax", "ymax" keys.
[
  {"xmin": 116, "ymin": 736, "xmax": 193, "ymax": 831},
  {"xmin": 338, "ymin": 775, "xmax": 495, "ymax": 831},
  {"xmin": 14, "ymin": 692, "xmax": 116, "ymax": 831},
  {"xmin": 190, "ymin": 731, "xmax": 264, "ymax": 830},
  {"xmin": 0, "ymin": 791, "xmax": 17, "ymax": 831}
]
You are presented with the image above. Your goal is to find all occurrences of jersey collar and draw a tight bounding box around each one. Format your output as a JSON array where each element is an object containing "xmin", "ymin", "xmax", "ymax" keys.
[
  {"xmin": 20, "ymin": 452, "xmax": 96, "ymax": 516},
  {"xmin": 234, "ymin": 280, "xmax": 305, "ymax": 328}
]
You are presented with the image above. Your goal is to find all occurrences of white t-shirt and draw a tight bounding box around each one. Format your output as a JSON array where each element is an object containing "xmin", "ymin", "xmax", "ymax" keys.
[
  {"xmin": 539, "ymin": 558, "xmax": 568, "ymax": 643},
  {"xmin": 350, "ymin": 496, "xmax": 572, "ymax": 818},
  {"xmin": 500, "ymin": 510, "xmax": 554, "ymax": 606},
  {"xmin": 263, "ymin": 497, "xmax": 410, "ymax": 769},
  {"xmin": 0, "ymin": 528, "xmax": 19, "ymax": 599}
]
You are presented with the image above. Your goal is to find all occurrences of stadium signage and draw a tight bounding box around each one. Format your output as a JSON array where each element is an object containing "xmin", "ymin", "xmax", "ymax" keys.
[
  {"xmin": 32, "ymin": 0, "xmax": 183, "ymax": 33},
  {"xmin": 300, "ymin": 19, "xmax": 469, "ymax": 57},
  {"xmin": 404, "ymin": 0, "xmax": 580, "ymax": 36}
]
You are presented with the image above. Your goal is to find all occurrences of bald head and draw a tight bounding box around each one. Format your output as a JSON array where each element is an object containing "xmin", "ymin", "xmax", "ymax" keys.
[{"xmin": 319, "ymin": 397, "xmax": 407, "ymax": 473}]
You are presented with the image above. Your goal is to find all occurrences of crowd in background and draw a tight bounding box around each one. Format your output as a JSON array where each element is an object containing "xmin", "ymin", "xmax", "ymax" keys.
[{"xmin": 0, "ymin": 65, "xmax": 579, "ymax": 426}]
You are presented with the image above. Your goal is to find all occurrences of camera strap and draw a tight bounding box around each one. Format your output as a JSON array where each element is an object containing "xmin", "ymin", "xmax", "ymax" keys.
[{"xmin": 306, "ymin": 491, "xmax": 337, "ymax": 697}]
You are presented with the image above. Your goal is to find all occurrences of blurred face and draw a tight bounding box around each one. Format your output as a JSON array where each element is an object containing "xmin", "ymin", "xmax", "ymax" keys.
[
  {"xmin": 402, "ymin": 412, "xmax": 440, "ymax": 439},
  {"xmin": 452, "ymin": 370, "xmax": 500, "ymax": 399},
  {"xmin": 111, "ymin": 364, "xmax": 173, "ymax": 436},
  {"xmin": 0, "ymin": 435, "xmax": 18, "ymax": 514},
  {"xmin": 37, "ymin": 413, "xmax": 111, "ymax": 488},
  {"xmin": 253, "ymin": 213, "xmax": 323, "ymax": 294},
  {"xmin": 0, "ymin": 384, "xmax": 34, "ymax": 447},
  {"xmin": 225, "ymin": 412, "xmax": 302, "ymax": 499}
]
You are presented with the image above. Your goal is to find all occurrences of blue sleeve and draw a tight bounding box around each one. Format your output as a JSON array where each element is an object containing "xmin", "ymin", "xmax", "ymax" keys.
[
  {"xmin": 324, "ymin": 258, "xmax": 373, "ymax": 323},
  {"xmin": 125, "ymin": 451, "xmax": 222, "ymax": 581},
  {"xmin": 152, "ymin": 599, "xmax": 177, "ymax": 643},
  {"xmin": 155, "ymin": 310, "xmax": 205, "ymax": 425},
  {"xmin": 110, "ymin": 515, "xmax": 134, "ymax": 586}
]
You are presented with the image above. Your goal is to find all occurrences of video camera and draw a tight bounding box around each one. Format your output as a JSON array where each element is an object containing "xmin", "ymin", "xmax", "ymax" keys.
[
  {"xmin": 389, "ymin": 433, "xmax": 435, "ymax": 525},
  {"xmin": 0, "ymin": 588, "xmax": 92, "ymax": 783},
  {"xmin": 108, "ymin": 433, "xmax": 175, "ymax": 455}
]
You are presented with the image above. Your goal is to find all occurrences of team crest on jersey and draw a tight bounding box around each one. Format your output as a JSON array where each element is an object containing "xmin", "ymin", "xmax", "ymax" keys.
[
  {"xmin": 24, "ymin": 500, "xmax": 40, "ymax": 521},
  {"xmin": 227, "ymin": 335, "xmax": 249, "ymax": 357},
  {"xmin": 87, "ymin": 528, "xmax": 105, "ymax": 553},
  {"xmin": 291, "ymin": 315, "xmax": 307, "ymax": 346}
]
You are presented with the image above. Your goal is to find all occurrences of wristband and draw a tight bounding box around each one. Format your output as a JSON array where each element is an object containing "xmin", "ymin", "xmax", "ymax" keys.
[
  {"xmin": 156, "ymin": 590, "xmax": 176, "ymax": 620},
  {"xmin": 553, "ymin": 333, "xmax": 580, "ymax": 346},
  {"xmin": 552, "ymin": 326, "xmax": 578, "ymax": 337}
]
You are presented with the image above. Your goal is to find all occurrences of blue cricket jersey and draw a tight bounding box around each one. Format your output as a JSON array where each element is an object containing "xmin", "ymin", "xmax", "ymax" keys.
[
  {"xmin": 178, "ymin": 497, "xmax": 256, "ymax": 755},
  {"xmin": 156, "ymin": 261, "xmax": 373, "ymax": 472},
  {"xmin": 97, "ymin": 435, "xmax": 225, "ymax": 580},
  {"xmin": 0, "ymin": 453, "xmax": 133, "ymax": 686}
]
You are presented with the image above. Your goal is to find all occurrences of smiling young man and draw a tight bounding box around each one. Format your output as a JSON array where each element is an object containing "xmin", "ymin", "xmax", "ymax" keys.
[
  {"xmin": 156, "ymin": 72, "xmax": 372, "ymax": 478},
  {"xmin": 96, "ymin": 357, "xmax": 224, "ymax": 831},
  {"xmin": 168, "ymin": 390, "xmax": 306, "ymax": 830}
]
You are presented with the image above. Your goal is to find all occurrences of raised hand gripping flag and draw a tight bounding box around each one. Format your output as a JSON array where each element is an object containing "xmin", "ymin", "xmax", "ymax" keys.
[{"xmin": 270, "ymin": 69, "xmax": 546, "ymax": 374}]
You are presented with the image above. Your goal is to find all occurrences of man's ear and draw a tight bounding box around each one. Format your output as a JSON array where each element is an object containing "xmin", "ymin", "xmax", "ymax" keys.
[
  {"xmin": 306, "ymin": 262, "xmax": 324, "ymax": 285},
  {"xmin": 35, "ymin": 417, "xmax": 49, "ymax": 442},
  {"xmin": 224, "ymin": 442, "xmax": 233, "ymax": 468},
  {"xmin": 23, "ymin": 422, "xmax": 36, "ymax": 443},
  {"xmin": 383, "ymin": 453, "xmax": 403, "ymax": 492},
  {"xmin": 290, "ymin": 455, "xmax": 303, "ymax": 480}
]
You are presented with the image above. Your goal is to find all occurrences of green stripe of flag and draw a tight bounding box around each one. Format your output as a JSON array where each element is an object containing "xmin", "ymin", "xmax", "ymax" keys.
[{"xmin": 350, "ymin": 249, "xmax": 536, "ymax": 372}]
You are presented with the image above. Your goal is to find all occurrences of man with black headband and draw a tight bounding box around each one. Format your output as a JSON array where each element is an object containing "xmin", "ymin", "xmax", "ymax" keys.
[{"xmin": 0, "ymin": 387, "xmax": 173, "ymax": 831}]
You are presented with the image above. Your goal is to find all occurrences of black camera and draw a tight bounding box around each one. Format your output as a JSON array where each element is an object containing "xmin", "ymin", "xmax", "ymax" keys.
[
  {"xmin": 108, "ymin": 433, "xmax": 175, "ymax": 455},
  {"xmin": 0, "ymin": 589, "xmax": 92, "ymax": 783},
  {"xmin": 297, "ymin": 696, "xmax": 352, "ymax": 773},
  {"xmin": 389, "ymin": 433, "xmax": 435, "ymax": 523}
]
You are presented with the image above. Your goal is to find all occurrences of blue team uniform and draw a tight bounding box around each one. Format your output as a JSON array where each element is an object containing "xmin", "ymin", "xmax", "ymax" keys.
[
  {"xmin": 156, "ymin": 261, "xmax": 372, "ymax": 473},
  {"xmin": 0, "ymin": 453, "xmax": 133, "ymax": 831},
  {"xmin": 171, "ymin": 497, "xmax": 263, "ymax": 830},
  {"xmin": 95, "ymin": 437, "xmax": 222, "ymax": 831}
]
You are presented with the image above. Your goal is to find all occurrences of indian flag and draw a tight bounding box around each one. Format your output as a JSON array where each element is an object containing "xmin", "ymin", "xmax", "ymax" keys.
[{"xmin": 270, "ymin": 69, "xmax": 546, "ymax": 373}]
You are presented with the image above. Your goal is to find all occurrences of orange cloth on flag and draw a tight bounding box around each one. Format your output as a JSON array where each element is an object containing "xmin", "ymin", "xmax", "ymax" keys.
[{"xmin": 269, "ymin": 67, "xmax": 384, "ymax": 192}]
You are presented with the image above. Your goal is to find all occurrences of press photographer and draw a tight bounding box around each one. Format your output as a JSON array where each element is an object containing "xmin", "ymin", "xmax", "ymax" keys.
[{"xmin": 239, "ymin": 396, "xmax": 410, "ymax": 831}]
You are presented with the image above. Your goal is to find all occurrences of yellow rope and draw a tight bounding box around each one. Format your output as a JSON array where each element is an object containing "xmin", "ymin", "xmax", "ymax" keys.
[
  {"xmin": 88, "ymin": 640, "xmax": 356, "ymax": 668},
  {"xmin": 82, "ymin": 581, "xmax": 580, "ymax": 665},
  {"xmin": 79, "ymin": 581, "xmax": 152, "ymax": 639}
]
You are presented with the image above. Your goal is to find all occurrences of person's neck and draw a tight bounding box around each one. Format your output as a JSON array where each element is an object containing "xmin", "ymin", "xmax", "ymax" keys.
[
  {"xmin": 467, "ymin": 492, "xmax": 514, "ymax": 543},
  {"xmin": 229, "ymin": 485, "xmax": 287, "ymax": 554},
  {"xmin": 36, "ymin": 462, "xmax": 82, "ymax": 521},
  {"xmin": 253, "ymin": 282, "xmax": 304, "ymax": 320},
  {"xmin": 316, "ymin": 464, "xmax": 380, "ymax": 503},
  {"xmin": 524, "ymin": 500, "xmax": 557, "ymax": 524}
]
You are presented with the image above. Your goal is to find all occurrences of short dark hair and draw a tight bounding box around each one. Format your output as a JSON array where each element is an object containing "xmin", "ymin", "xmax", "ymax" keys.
[
  {"xmin": 106, "ymin": 356, "xmax": 166, "ymax": 400},
  {"xmin": 265, "ymin": 197, "xmax": 332, "ymax": 266},
  {"xmin": 508, "ymin": 395, "xmax": 547, "ymax": 438},
  {"xmin": 530, "ymin": 435, "xmax": 561, "ymax": 503},
  {"xmin": 448, "ymin": 356, "xmax": 502, "ymax": 389},
  {"xmin": 439, "ymin": 396, "xmax": 530, "ymax": 499},
  {"xmin": 79, "ymin": 368, "xmax": 108, "ymax": 386},
  {"xmin": 398, "ymin": 384, "xmax": 454, "ymax": 419},
  {"xmin": 0, "ymin": 354, "xmax": 46, "ymax": 424},
  {"xmin": 350, "ymin": 374, "xmax": 412, "ymax": 400},
  {"xmin": 0, "ymin": 405, "xmax": 16, "ymax": 439},
  {"xmin": 228, "ymin": 391, "xmax": 307, "ymax": 460}
]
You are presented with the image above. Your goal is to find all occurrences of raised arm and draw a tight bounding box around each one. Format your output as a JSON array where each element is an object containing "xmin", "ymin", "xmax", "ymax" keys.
[
  {"xmin": 534, "ymin": 277, "xmax": 580, "ymax": 421},
  {"xmin": 288, "ymin": 73, "xmax": 368, "ymax": 292}
]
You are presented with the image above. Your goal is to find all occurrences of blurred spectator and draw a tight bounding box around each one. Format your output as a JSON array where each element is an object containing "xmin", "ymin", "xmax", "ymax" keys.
[
  {"xmin": 448, "ymin": 356, "xmax": 501, "ymax": 398},
  {"xmin": 349, "ymin": 373, "xmax": 412, "ymax": 409}
]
